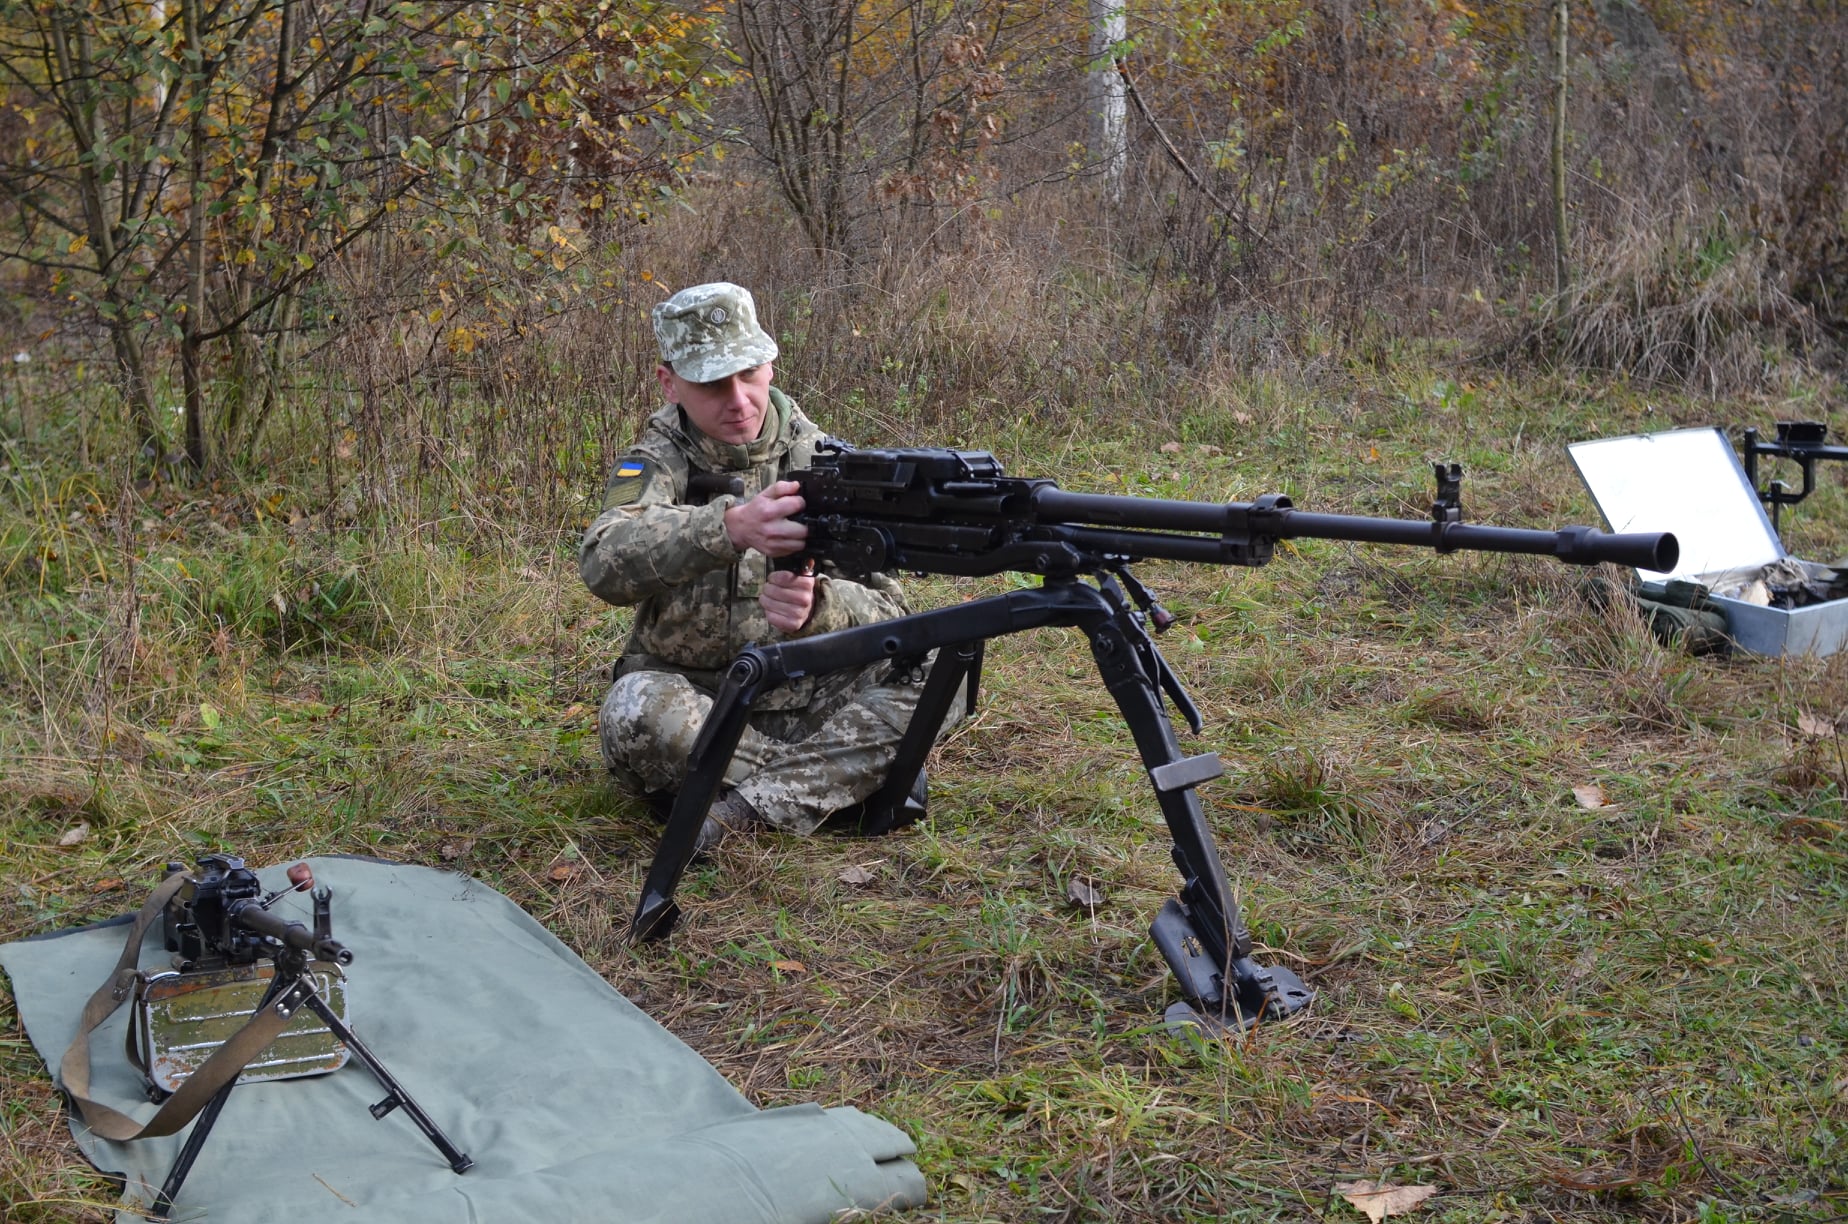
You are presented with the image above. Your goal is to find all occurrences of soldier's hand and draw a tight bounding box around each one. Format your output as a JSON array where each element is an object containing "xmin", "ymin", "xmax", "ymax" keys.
[
  {"xmin": 761, "ymin": 569, "xmax": 816, "ymax": 633},
  {"xmin": 725, "ymin": 480, "xmax": 807, "ymax": 557}
]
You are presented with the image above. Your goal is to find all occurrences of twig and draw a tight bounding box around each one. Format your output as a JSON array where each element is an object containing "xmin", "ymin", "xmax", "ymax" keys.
[
  {"xmin": 312, "ymin": 1172, "xmax": 356, "ymax": 1206},
  {"xmin": 1115, "ymin": 60, "xmax": 1252, "ymax": 242},
  {"xmin": 1663, "ymin": 1088, "xmax": 1749, "ymax": 1199}
]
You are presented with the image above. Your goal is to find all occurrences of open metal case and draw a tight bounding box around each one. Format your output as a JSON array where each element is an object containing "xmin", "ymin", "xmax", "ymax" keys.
[{"xmin": 1569, "ymin": 426, "xmax": 1848, "ymax": 657}]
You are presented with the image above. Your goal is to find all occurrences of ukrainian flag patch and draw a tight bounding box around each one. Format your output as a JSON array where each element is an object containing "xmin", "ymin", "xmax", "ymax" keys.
[{"xmin": 601, "ymin": 457, "xmax": 654, "ymax": 510}]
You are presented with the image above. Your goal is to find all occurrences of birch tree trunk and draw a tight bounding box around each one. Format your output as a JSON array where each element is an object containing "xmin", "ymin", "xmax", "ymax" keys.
[
  {"xmin": 1551, "ymin": 0, "xmax": 1570, "ymax": 298},
  {"xmin": 1088, "ymin": 0, "xmax": 1127, "ymax": 207}
]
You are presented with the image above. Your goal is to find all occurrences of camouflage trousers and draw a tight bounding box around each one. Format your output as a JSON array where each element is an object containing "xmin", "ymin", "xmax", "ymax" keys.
[{"xmin": 598, "ymin": 661, "xmax": 947, "ymax": 835}]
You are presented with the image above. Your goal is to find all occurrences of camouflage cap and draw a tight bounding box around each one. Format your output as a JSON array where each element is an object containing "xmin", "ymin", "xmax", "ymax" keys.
[{"xmin": 651, "ymin": 282, "xmax": 779, "ymax": 383}]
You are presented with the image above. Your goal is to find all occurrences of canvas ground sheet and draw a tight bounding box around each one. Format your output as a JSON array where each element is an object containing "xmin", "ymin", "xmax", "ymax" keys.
[{"xmin": 0, "ymin": 856, "xmax": 926, "ymax": 1223}]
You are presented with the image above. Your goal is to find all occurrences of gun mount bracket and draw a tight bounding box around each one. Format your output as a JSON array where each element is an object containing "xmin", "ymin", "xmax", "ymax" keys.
[{"xmin": 1149, "ymin": 753, "xmax": 1225, "ymax": 795}]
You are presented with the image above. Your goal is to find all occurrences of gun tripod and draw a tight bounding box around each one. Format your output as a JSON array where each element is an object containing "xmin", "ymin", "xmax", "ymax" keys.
[
  {"xmin": 148, "ymin": 939, "xmax": 472, "ymax": 1218},
  {"xmin": 629, "ymin": 571, "xmax": 1313, "ymax": 1032}
]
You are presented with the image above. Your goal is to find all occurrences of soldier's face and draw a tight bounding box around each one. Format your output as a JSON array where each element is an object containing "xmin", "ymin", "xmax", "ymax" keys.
[{"xmin": 659, "ymin": 362, "xmax": 775, "ymax": 445}]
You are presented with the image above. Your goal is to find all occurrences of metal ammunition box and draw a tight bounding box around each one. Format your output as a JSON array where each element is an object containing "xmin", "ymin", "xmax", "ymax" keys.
[{"xmin": 133, "ymin": 962, "xmax": 351, "ymax": 1096}]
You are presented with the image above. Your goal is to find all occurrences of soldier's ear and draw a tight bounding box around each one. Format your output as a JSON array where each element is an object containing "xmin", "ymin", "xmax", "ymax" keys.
[{"xmin": 655, "ymin": 363, "xmax": 678, "ymax": 402}]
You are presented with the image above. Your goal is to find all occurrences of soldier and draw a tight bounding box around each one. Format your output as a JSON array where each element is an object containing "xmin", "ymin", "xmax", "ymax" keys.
[{"xmin": 581, "ymin": 282, "xmax": 942, "ymax": 853}]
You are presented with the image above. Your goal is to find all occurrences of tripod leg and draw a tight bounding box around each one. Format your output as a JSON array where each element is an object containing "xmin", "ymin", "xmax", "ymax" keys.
[
  {"xmin": 630, "ymin": 652, "xmax": 766, "ymax": 942},
  {"xmin": 147, "ymin": 1073, "xmax": 234, "ymax": 1219},
  {"xmin": 1082, "ymin": 606, "xmax": 1312, "ymax": 1029},
  {"xmin": 298, "ymin": 989, "xmax": 473, "ymax": 1173},
  {"xmin": 147, "ymin": 964, "xmax": 298, "ymax": 1218},
  {"xmin": 855, "ymin": 642, "xmax": 976, "ymax": 836}
]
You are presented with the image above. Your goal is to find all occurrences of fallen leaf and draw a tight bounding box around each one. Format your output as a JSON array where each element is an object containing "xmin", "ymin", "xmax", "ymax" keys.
[
  {"xmin": 1770, "ymin": 1189, "xmax": 1822, "ymax": 1209},
  {"xmin": 838, "ymin": 864, "xmax": 877, "ymax": 885},
  {"xmin": 1231, "ymin": 410, "xmax": 1253, "ymax": 425},
  {"xmin": 1781, "ymin": 815, "xmax": 1845, "ymax": 843},
  {"xmin": 1335, "ymin": 1180, "xmax": 1438, "ymax": 1223},
  {"xmin": 1197, "ymin": 444, "xmax": 1224, "ymax": 457},
  {"xmin": 1067, "ymin": 877, "xmax": 1104, "ymax": 910},
  {"xmin": 771, "ymin": 959, "xmax": 806, "ymax": 974},
  {"xmin": 547, "ymin": 863, "xmax": 577, "ymax": 883},
  {"xmin": 560, "ymin": 703, "xmax": 588, "ymax": 721},
  {"xmin": 59, "ymin": 822, "xmax": 90, "ymax": 847},
  {"xmin": 91, "ymin": 877, "xmax": 124, "ymax": 892},
  {"xmin": 441, "ymin": 840, "xmax": 474, "ymax": 860},
  {"xmin": 1159, "ymin": 441, "xmax": 1183, "ymax": 454},
  {"xmin": 1798, "ymin": 712, "xmax": 1832, "ymax": 738},
  {"xmin": 1572, "ymin": 784, "xmax": 1608, "ymax": 809}
]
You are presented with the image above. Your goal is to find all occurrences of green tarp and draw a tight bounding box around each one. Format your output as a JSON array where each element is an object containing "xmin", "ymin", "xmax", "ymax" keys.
[{"xmin": 1, "ymin": 857, "xmax": 926, "ymax": 1222}]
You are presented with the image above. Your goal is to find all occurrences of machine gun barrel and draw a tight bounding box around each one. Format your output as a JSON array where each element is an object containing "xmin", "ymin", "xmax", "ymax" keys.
[
  {"xmin": 1269, "ymin": 510, "xmax": 1674, "ymax": 570},
  {"xmin": 1032, "ymin": 487, "xmax": 1678, "ymax": 573},
  {"xmin": 227, "ymin": 900, "xmax": 352, "ymax": 965}
]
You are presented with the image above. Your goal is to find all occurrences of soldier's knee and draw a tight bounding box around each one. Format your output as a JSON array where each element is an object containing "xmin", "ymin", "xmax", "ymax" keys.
[{"xmin": 598, "ymin": 671, "xmax": 707, "ymax": 769}]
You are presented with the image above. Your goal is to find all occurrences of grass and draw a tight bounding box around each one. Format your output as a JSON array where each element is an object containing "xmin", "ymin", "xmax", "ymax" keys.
[{"xmin": 2, "ymin": 352, "xmax": 1847, "ymax": 1223}]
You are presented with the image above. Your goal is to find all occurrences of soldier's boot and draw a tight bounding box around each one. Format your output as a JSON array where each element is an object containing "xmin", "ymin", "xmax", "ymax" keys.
[
  {"xmin": 693, "ymin": 791, "xmax": 763, "ymax": 859},
  {"xmin": 846, "ymin": 769, "xmax": 928, "ymax": 837}
]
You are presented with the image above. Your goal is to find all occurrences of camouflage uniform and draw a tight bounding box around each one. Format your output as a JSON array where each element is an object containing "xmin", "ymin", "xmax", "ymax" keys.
[{"xmin": 581, "ymin": 366, "xmax": 942, "ymax": 835}]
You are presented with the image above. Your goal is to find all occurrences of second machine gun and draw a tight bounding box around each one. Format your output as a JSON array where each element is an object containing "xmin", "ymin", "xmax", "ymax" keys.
[
  {"xmin": 630, "ymin": 445, "xmax": 1679, "ymax": 1033},
  {"xmin": 139, "ymin": 854, "xmax": 472, "ymax": 1217}
]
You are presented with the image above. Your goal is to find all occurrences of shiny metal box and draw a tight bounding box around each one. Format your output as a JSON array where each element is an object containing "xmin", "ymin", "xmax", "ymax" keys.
[{"xmin": 133, "ymin": 961, "xmax": 351, "ymax": 1095}]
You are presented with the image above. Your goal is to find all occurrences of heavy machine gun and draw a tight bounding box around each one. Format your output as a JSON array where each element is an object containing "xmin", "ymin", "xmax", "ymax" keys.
[
  {"xmin": 141, "ymin": 855, "xmax": 472, "ymax": 1216},
  {"xmin": 629, "ymin": 445, "xmax": 1678, "ymax": 1033}
]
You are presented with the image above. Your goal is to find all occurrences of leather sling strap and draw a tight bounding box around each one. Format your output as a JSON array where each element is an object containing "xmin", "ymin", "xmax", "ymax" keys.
[{"xmin": 57, "ymin": 872, "xmax": 297, "ymax": 1141}]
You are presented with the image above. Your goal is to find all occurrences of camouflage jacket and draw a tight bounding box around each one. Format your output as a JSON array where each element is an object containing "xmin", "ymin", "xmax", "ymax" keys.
[{"xmin": 579, "ymin": 387, "xmax": 910, "ymax": 705}]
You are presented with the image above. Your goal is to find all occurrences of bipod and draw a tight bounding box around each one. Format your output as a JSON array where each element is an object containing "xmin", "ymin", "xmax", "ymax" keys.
[
  {"xmin": 148, "ymin": 943, "xmax": 472, "ymax": 1219},
  {"xmin": 628, "ymin": 572, "xmax": 1313, "ymax": 1031}
]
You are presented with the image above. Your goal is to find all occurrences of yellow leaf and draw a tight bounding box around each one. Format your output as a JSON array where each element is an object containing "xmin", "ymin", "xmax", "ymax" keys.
[
  {"xmin": 1335, "ymin": 1180, "xmax": 1438, "ymax": 1223},
  {"xmin": 770, "ymin": 959, "xmax": 806, "ymax": 974},
  {"xmin": 68, "ymin": 234, "xmax": 88, "ymax": 254}
]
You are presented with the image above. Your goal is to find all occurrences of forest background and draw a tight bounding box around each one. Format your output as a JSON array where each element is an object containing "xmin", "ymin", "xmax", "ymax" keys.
[{"xmin": 3, "ymin": 0, "xmax": 1847, "ymax": 1219}]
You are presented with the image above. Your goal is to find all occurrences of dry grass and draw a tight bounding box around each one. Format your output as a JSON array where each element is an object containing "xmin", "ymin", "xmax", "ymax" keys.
[{"xmin": 5, "ymin": 327, "xmax": 1848, "ymax": 1223}]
